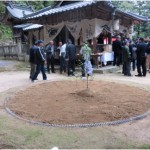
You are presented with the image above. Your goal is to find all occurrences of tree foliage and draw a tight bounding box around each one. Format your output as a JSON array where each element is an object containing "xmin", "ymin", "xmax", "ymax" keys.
[
  {"xmin": 0, "ymin": 1, "xmax": 5, "ymax": 14},
  {"xmin": 112, "ymin": 1, "xmax": 134, "ymax": 12},
  {"xmin": 16, "ymin": 0, "xmax": 55, "ymax": 11},
  {"xmin": 0, "ymin": 23, "xmax": 12, "ymax": 41},
  {"xmin": 28, "ymin": 1, "xmax": 54, "ymax": 10}
]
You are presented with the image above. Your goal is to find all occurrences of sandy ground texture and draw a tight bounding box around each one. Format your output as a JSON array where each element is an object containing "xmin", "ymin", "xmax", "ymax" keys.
[
  {"xmin": 7, "ymin": 80, "xmax": 150, "ymax": 124},
  {"xmin": 0, "ymin": 60, "xmax": 150, "ymax": 148}
]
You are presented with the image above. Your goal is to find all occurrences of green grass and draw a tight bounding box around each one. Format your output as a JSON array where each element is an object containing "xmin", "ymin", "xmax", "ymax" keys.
[
  {"xmin": 0, "ymin": 115, "xmax": 78, "ymax": 149},
  {"xmin": 138, "ymin": 144, "xmax": 150, "ymax": 149},
  {"xmin": 0, "ymin": 114, "xmax": 136, "ymax": 149}
]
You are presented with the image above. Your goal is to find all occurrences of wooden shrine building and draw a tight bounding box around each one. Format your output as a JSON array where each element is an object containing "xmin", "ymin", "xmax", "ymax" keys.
[{"xmin": 2, "ymin": 1, "xmax": 149, "ymax": 62}]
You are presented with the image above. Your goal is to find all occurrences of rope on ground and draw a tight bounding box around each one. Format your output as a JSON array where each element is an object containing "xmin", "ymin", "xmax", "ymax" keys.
[{"xmin": 4, "ymin": 97, "xmax": 150, "ymax": 128}]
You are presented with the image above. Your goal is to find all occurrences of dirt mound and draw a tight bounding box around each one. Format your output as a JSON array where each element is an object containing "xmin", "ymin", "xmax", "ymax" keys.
[
  {"xmin": 7, "ymin": 80, "xmax": 150, "ymax": 124},
  {"xmin": 73, "ymin": 88, "xmax": 96, "ymax": 97}
]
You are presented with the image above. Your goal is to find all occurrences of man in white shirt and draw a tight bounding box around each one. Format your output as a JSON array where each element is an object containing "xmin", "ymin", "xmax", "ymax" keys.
[{"xmin": 58, "ymin": 42, "xmax": 66, "ymax": 74}]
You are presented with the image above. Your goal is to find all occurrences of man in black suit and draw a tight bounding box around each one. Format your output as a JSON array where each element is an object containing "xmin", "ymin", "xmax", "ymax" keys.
[
  {"xmin": 135, "ymin": 37, "xmax": 147, "ymax": 77},
  {"xmin": 65, "ymin": 39, "xmax": 76, "ymax": 76},
  {"xmin": 112, "ymin": 35, "xmax": 122, "ymax": 66},
  {"xmin": 45, "ymin": 40, "xmax": 56, "ymax": 73}
]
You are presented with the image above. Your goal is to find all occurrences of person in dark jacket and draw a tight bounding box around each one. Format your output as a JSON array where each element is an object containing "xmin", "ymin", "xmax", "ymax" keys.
[
  {"xmin": 65, "ymin": 39, "xmax": 76, "ymax": 76},
  {"xmin": 112, "ymin": 35, "xmax": 122, "ymax": 66},
  {"xmin": 131, "ymin": 42, "xmax": 137, "ymax": 71},
  {"xmin": 135, "ymin": 37, "xmax": 147, "ymax": 77},
  {"xmin": 45, "ymin": 40, "xmax": 56, "ymax": 73},
  {"xmin": 122, "ymin": 40, "xmax": 132, "ymax": 76},
  {"xmin": 29, "ymin": 42, "xmax": 37, "ymax": 79},
  {"xmin": 146, "ymin": 37, "xmax": 150, "ymax": 72},
  {"xmin": 128, "ymin": 39, "xmax": 137, "ymax": 71},
  {"xmin": 32, "ymin": 40, "xmax": 47, "ymax": 82}
]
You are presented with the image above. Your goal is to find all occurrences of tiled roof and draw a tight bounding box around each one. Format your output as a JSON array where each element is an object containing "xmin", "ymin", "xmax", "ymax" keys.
[
  {"xmin": 23, "ymin": 24, "xmax": 43, "ymax": 31},
  {"xmin": 6, "ymin": 2, "xmax": 34, "ymax": 19},
  {"xmin": 23, "ymin": 1, "xmax": 149, "ymax": 22},
  {"xmin": 13, "ymin": 23, "xmax": 32, "ymax": 28},
  {"xmin": 116, "ymin": 10, "xmax": 149, "ymax": 22},
  {"xmin": 13, "ymin": 23, "xmax": 43, "ymax": 31},
  {"xmin": 6, "ymin": 1, "xmax": 149, "ymax": 22},
  {"xmin": 24, "ymin": 1, "xmax": 96, "ymax": 20}
]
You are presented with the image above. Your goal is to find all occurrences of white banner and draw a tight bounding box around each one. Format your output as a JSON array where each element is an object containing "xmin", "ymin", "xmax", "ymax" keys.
[{"xmin": 114, "ymin": 19, "xmax": 120, "ymax": 31}]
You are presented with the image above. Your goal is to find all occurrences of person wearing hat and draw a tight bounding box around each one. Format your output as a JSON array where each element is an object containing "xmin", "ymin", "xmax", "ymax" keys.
[
  {"xmin": 135, "ymin": 37, "xmax": 147, "ymax": 77},
  {"xmin": 32, "ymin": 40, "xmax": 47, "ymax": 82}
]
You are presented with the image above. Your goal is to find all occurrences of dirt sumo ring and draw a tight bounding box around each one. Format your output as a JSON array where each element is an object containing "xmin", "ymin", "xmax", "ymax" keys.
[{"xmin": 4, "ymin": 80, "xmax": 150, "ymax": 127}]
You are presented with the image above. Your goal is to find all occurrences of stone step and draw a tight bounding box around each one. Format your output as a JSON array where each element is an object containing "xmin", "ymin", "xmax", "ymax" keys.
[
  {"xmin": 93, "ymin": 66, "xmax": 120, "ymax": 74},
  {"xmin": 75, "ymin": 65, "xmax": 120, "ymax": 74},
  {"xmin": 26, "ymin": 65, "xmax": 120, "ymax": 74}
]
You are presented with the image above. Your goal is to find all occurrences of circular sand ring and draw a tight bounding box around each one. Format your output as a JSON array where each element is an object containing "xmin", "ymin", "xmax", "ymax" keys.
[{"xmin": 4, "ymin": 80, "xmax": 150, "ymax": 128}]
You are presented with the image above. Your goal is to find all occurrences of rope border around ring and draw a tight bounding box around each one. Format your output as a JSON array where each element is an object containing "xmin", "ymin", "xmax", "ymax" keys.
[{"xmin": 4, "ymin": 97, "xmax": 150, "ymax": 128}]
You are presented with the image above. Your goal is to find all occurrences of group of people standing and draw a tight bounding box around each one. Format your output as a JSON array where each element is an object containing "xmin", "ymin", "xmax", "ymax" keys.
[
  {"xmin": 29, "ymin": 35, "xmax": 150, "ymax": 81},
  {"xmin": 113, "ymin": 36, "xmax": 150, "ymax": 77},
  {"xmin": 29, "ymin": 38, "xmax": 93, "ymax": 82},
  {"xmin": 29, "ymin": 39, "xmax": 78, "ymax": 82}
]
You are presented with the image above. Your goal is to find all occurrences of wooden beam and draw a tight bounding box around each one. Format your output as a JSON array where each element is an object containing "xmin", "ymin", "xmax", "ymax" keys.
[{"xmin": 96, "ymin": 8, "xmax": 111, "ymax": 21}]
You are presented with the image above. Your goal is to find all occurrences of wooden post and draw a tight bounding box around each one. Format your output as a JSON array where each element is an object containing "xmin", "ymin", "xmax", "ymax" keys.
[
  {"xmin": 108, "ymin": 32, "xmax": 112, "ymax": 44},
  {"xmin": 17, "ymin": 37, "xmax": 22, "ymax": 54},
  {"xmin": 38, "ymin": 29, "xmax": 40, "ymax": 39},
  {"xmin": 92, "ymin": 37, "xmax": 97, "ymax": 53},
  {"xmin": 87, "ymin": 74, "xmax": 89, "ymax": 89},
  {"xmin": 75, "ymin": 38, "xmax": 78, "ymax": 46},
  {"xmin": 65, "ymin": 26, "xmax": 69, "ymax": 42},
  {"xmin": 80, "ymin": 29, "xmax": 83, "ymax": 45},
  {"xmin": 111, "ymin": 7, "xmax": 117, "ymax": 36}
]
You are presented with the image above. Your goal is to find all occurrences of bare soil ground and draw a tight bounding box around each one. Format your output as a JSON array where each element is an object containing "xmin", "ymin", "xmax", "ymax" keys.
[
  {"xmin": 7, "ymin": 80, "xmax": 150, "ymax": 124},
  {"xmin": 0, "ymin": 60, "xmax": 150, "ymax": 149}
]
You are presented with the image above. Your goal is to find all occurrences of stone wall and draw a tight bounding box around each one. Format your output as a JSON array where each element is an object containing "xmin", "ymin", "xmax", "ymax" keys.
[
  {"xmin": 0, "ymin": 43, "xmax": 29, "ymax": 61},
  {"xmin": 0, "ymin": 44, "xmax": 18, "ymax": 58}
]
